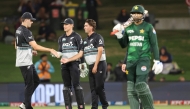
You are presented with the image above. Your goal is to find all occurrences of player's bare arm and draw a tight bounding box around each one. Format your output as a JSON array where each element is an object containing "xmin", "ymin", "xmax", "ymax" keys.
[
  {"xmin": 92, "ymin": 46, "xmax": 103, "ymax": 73},
  {"xmin": 29, "ymin": 41, "xmax": 59, "ymax": 58}
]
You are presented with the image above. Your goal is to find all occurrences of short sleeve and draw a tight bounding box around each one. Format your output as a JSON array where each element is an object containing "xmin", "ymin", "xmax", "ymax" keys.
[
  {"xmin": 75, "ymin": 35, "xmax": 83, "ymax": 51},
  {"xmin": 95, "ymin": 34, "xmax": 104, "ymax": 47},
  {"xmin": 23, "ymin": 30, "xmax": 34, "ymax": 43},
  {"xmin": 58, "ymin": 36, "xmax": 62, "ymax": 52}
]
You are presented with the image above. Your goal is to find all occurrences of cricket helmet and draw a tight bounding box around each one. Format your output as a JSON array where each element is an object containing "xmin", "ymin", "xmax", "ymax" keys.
[
  {"xmin": 130, "ymin": 5, "xmax": 145, "ymax": 22},
  {"xmin": 130, "ymin": 5, "xmax": 145, "ymax": 14}
]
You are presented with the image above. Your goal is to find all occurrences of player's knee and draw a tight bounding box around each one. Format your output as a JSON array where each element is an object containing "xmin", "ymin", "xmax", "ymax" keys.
[
  {"xmin": 135, "ymin": 82, "xmax": 150, "ymax": 94},
  {"xmin": 74, "ymin": 85, "xmax": 83, "ymax": 90},
  {"xmin": 95, "ymin": 85, "xmax": 103, "ymax": 92},
  {"xmin": 63, "ymin": 86, "xmax": 70, "ymax": 91},
  {"xmin": 127, "ymin": 81, "xmax": 137, "ymax": 95}
]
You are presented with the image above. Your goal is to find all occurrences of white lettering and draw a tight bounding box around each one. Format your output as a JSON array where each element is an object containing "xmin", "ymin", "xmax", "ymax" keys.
[
  {"xmin": 31, "ymin": 84, "xmax": 64, "ymax": 103},
  {"xmin": 129, "ymin": 36, "xmax": 144, "ymax": 41},
  {"xmin": 84, "ymin": 44, "xmax": 94, "ymax": 50},
  {"xmin": 46, "ymin": 84, "xmax": 54, "ymax": 103},
  {"xmin": 129, "ymin": 42, "xmax": 142, "ymax": 46},
  {"xmin": 62, "ymin": 42, "xmax": 73, "ymax": 46}
]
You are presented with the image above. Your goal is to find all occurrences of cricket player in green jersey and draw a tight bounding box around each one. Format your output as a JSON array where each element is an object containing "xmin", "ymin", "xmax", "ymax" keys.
[{"xmin": 113, "ymin": 5, "xmax": 163, "ymax": 109}]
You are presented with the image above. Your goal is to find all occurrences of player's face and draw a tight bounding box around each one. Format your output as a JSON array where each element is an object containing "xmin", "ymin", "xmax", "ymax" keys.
[
  {"xmin": 26, "ymin": 19, "xmax": 33, "ymax": 28},
  {"xmin": 131, "ymin": 13, "xmax": 143, "ymax": 21},
  {"xmin": 63, "ymin": 24, "xmax": 73, "ymax": 32},
  {"xmin": 84, "ymin": 22, "xmax": 93, "ymax": 34}
]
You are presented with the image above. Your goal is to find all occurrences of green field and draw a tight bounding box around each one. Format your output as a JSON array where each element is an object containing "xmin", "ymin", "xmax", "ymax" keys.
[{"xmin": 0, "ymin": 105, "xmax": 190, "ymax": 109}]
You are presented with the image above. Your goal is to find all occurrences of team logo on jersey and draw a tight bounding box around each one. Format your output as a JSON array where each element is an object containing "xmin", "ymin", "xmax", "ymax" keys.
[
  {"xmin": 99, "ymin": 39, "xmax": 103, "ymax": 44},
  {"xmin": 70, "ymin": 37, "xmax": 74, "ymax": 40},
  {"xmin": 153, "ymin": 28, "xmax": 156, "ymax": 34},
  {"xmin": 140, "ymin": 29, "xmax": 144, "ymax": 34},
  {"xmin": 28, "ymin": 36, "xmax": 33, "ymax": 39},
  {"xmin": 127, "ymin": 30, "xmax": 134, "ymax": 33},
  {"xmin": 62, "ymin": 38, "xmax": 66, "ymax": 41},
  {"xmin": 141, "ymin": 66, "xmax": 147, "ymax": 71},
  {"xmin": 90, "ymin": 39, "xmax": 93, "ymax": 42},
  {"xmin": 84, "ymin": 41, "xmax": 87, "ymax": 45}
]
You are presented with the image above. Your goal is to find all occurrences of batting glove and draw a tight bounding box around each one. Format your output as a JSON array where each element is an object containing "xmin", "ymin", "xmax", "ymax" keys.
[
  {"xmin": 152, "ymin": 60, "xmax": 163, "ymax": 74},
  {"xmin": 51, "ymin": 51, "xmax": 62, "ymax": 58},
  {"xmin": 79, "ymin": 63, "xmax": 89, "ymax": 78},
  {"xmin": 113, "ymin": 23, "xmax": 124, "ymax": 39}
]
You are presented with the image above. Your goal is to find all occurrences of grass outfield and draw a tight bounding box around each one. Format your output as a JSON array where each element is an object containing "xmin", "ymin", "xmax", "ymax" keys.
[{"xmin": 0, "ymin": 106, "xmax": 190, "ymax": 109}]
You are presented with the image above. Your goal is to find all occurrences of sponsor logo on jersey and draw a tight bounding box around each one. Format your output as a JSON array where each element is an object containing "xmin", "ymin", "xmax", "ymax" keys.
[
  {"xmin": 62, "ymin": 38, "xmax": 66, "ymax": 41},
  {"xmin": 62, "ymin": 42, "xmax": 73, "ymax": 46},
  {"xmin": 129, "ymin": 36, "xmax": 144, "ymax": 41},
  {"xmin": 127, "ymin": 30, "xmax": 134, "ymax": 33},
  {"xmin": 129, "ymin": 42, "xmax": 142, "ymax": 46},
  {"xmin": 84, "ymin": 44, "xmax": 94, "ymax": 50},
  {"xmin": 153, "ymin": 28, "xmax": 156, "ymax": 34},
  {"xmin": 99, "ymin": 39, "xmax": 103, "ymax": 44},
  {"xmin": 16, "ymin": 30, "xmax": 21, "ymax": 34},
  {"xmin": 141, "ymin": 66, "xmax": 147, "ymax": 71},
  {"xmin": 100, "ymin": 71, "xmax": 102, "ymax": 73}
]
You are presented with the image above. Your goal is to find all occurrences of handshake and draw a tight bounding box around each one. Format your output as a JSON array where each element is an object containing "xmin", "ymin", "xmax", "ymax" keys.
[{"xmin": 51, "ymin": 51, "xmax": 62, "ymax": 58}]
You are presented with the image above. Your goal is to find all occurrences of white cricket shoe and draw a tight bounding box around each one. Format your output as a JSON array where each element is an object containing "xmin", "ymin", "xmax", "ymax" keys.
[{"xmin": 19, "ymin": 103, "xmax": 26, "ymax": 109}]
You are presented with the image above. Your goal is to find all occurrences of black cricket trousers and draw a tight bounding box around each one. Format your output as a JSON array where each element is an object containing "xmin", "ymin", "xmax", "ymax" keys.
[
  {"xmin": 19, "ymin": 64, "xmax": 40, "ymax": 109},
  {"xmin": 89, "ymin": 61, "xmax": 108, "ymax": 109},
  {"xmin": 61, "ymin": 61, "xmax": 80, "ymax": 88}
]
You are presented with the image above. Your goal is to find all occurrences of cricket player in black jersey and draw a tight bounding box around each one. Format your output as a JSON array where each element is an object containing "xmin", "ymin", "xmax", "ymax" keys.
[
  {"xmin": 15, "ymin": 12, "xmax": 59, "ymax": 109},
  {"xmin": 83, "ymin": 19, "xmax": 108, "ymax": 109},
  {"xmin": 58, "ymin": 18, "xmax": 85, "ymax": 109}
]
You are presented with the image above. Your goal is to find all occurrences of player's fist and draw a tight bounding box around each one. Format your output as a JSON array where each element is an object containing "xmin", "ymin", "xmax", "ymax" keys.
[{"xmin": 152, "ymin": 60, "xmax": 163, "ymax": 74}]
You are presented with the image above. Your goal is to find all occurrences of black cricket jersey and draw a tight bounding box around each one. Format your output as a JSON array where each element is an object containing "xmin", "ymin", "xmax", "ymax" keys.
[
  {"xmin": 83, "ymin": 33, "xmax": 106, "ymax": 65},
  {"xmin": 58, "ymin": 31, "xmax": 83, "ymax": 60},
  {"xmin": 15, "ymin": 25, "xmax": 34, "ymax": 67}
]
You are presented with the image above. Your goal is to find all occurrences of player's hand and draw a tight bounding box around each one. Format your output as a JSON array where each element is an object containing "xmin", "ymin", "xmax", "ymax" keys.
[
  {"xmin": 92, "ymin": 65, "xmax": 98, "ymax": 74},
  {"xmin": 79, "ymin": 63, "xmax": 89, "ymax": 78},
  {"xmin": 51, "ymin": 51, "xmax": 62, "ymax": 58},
  {"xmin": 50, "ymin": 49, "xmax": 60, "ymax": 58},
  {"xmin": 60, "ymin": 58, "xmax": 70, "ymax": 64},
  {"xmin": 32, "ymin": 50, "xmax": 37, "ymax": 56},
  {"xmin": 113, "ymin": 24, "xmax": 124, "ymax": 39},
  {"xmin": 152, "ymin": 60, "xmax": 163, "ymax": 74},
  {"xmin": 122, "ymin": 64, "xmax": 126, "ymax": 73}
]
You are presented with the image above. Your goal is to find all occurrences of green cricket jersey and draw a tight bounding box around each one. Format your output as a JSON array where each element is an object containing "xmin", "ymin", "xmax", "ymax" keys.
[{"xmin": 118, "ymin": 21, "xmax": 159, "ymax": 61}]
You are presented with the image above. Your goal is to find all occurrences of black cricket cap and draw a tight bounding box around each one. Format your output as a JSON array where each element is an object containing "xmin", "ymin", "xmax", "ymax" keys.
[
  {"xmin": 21, "ymin": 12, "xmax": 36, "ymax": 21},
  {"xmin": 61, "ymin": 18, "xmax": 74, "ymax": 24}
]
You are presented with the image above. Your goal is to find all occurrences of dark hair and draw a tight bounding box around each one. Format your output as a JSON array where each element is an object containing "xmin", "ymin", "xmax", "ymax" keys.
[
  {"xmin": 107, "ymin": 63, "xmax": 112, "ymax": 66},
  {"xmin": 85, "ymin": 19, "xmax": 96, "ymax": 31},
  {"xmin": 40, "ymin": 54, "xmax": 47, "ymax": 59}
]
